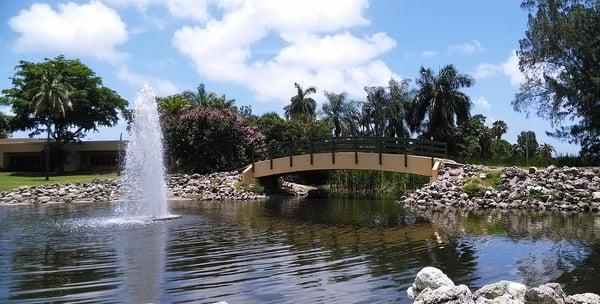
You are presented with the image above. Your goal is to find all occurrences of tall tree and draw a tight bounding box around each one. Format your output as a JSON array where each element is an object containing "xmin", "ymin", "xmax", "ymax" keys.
[
  {"xmin": 0, "ymin": 112, "xmax": 9, "ymax": 139},
  {"xmin": 284, "ymin": 82, "xmax": 317, "ymax": 121},
  {"xmin": 517, "ymin": 130, "xmax": 540, "ymax": 162},
  {"xmin": 538, "ymin": 143, "xmax": 555, "ymax": 158},
  {"xmin": 412, "ymin": 65, "xmax": 474, "ymax": 139},
  {"xmin": 363, "ymin": 86, "xmax": 389, "ymax": 136},
  {"xmin": 30, "ymin": 71, "xmax": 73, "ymax": 180},
  {"xmin": 1, "ymin": 56, "xmax": 128, "ymax": 171},
  {"xmin": 386, "ymin": 79, "xmax": 413, "ymax": 138},
  {"xmin": 516, "ymin": 0, "xmax": 600, "ymax": 160},
  {"xmin": 321, "ymin": 91, "xmax": 359, "ymax": 137},
  {"xmin": 491, "ymin": 120, "xmax": 508, "ymax": 140}
]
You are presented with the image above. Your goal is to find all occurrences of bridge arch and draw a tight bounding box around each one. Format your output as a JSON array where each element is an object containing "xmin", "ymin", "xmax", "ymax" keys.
[{"xmin": 241, "ymin": 137, "xmax": 457, "ymax": 185}]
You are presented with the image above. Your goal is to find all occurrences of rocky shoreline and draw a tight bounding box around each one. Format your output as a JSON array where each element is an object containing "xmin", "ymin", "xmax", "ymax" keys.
[
  {"xmin": 403, "ymin": 165, "xmax": 600, "ymax": 212},
  {"xmin": 0, "ymin": 171, "xmax": 266, "ymax": 205},
  {"xmin": 408, "ymin": 266, "xmax": 599, "ymax": 303}
]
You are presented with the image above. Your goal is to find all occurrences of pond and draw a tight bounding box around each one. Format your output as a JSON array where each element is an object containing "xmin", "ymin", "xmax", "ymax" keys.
[{"xmin": 0, "ymin": 198, "xmax": 599, "ymax": 303}]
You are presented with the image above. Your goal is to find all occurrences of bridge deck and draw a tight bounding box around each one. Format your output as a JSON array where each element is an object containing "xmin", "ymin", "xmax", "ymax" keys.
[{"xmin": 241, "ymin": 136, "xmax": 456, "ymax": 184}]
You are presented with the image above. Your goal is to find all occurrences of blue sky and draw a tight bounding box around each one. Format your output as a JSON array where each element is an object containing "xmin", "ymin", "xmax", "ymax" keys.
[{"xmin": 0, "ymin": 0, "xmax": 579, "ymax": 154}]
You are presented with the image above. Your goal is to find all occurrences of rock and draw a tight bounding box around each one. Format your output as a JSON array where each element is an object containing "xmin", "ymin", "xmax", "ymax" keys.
[
  {"xmin": 414, "ymin": 285, "xmax": 474, "ymax": 304},
  {"xmin": 412, "ymin": 267, "xmax": 455, "ymax": 292},
  {"xmin": 525, "ymin": 283, "xmax": 569, "ymax": 304},
  {"xmin": 592, "ymin": 192, "xmax": 600, "ymax": 202},
  {"xmin": 38, "ymin": 196, "xmax": 51, "ymax": 203},
  {"xmin": 547, "ymin": 165, "xmax": 557, "ymax": 172},
  {"xmin": 567, "ymin": 293, "xmax": 600, "ymax": 304},
  {"xmin": 529, "ymin": 167, "xmax": 537, "ymax": 174},
  {"xmin": 473, "ymin": 281, "xmax": 526, "ymax": 302},
  {"xmin": 475, "ymin": 294, "xmax": 524, "ymax": 303}
]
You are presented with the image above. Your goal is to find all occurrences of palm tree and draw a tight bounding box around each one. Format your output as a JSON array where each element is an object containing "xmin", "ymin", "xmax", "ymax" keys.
[
  {"xmin": 386, "ymin": 79, "xmax": 412, "ymax": 138},
  {"xmin": 411, "ymin": 65, "xmax": 473, "ymax": 139},
  {"xmin": 363, "ymin": 86, "xmax": 388, "ymax": 136},
  {"xmin": 30, "ymin": 71, "xmax": 73, "ymax": 181},
  {"xmin": 321, "ymin": 92, "xmax": 359, "ymax": 137},
  {"xmin": 284, "ymin": 82, "xmax": 317, "ymax": 121},
  {"xmin": 538, "ymin": 143, "xmax": 555, "ymax": 158},
  {"xmin": 491, "ymin": 120, "xmax": 508, "ymax": 140}
]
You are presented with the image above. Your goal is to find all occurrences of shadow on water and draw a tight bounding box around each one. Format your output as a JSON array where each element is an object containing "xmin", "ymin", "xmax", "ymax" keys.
[{"xmin": 0, "ymin": 198, "xmax": 599, "ymax": 303}]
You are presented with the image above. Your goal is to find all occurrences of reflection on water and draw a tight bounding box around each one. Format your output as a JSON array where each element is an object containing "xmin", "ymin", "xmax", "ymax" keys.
[{"xmin": 0, "ymin": 199, "xmax": 599, "ymax": 303}]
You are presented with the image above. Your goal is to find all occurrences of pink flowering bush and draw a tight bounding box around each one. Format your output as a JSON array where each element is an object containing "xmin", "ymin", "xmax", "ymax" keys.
[{"xmin": 163, "ymin": 108, "xmax": 264, "ymax": 173}]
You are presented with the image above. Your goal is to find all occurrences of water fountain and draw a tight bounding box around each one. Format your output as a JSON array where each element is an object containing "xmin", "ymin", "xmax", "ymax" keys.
[{"xmin": 118, "ymin": 84, "xmax": 178, "ymax": 220}]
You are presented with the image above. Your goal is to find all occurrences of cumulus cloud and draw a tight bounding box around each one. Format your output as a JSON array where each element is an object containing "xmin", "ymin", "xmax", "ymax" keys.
[
  {"xmin": 473, "ymin": 96, "xmax": 491, "ymax": 111},
  {"xmin": 173, "ymin": 0, "xmax": 398, "ymax": 102},
  {"xmin": 8, "ymin": 1, "xmax": 180, "ymax": 97},
  {"xmin": 9, "ymin": 1, "xmax": 128, "ymax": 62},
  {"xmin": 104, "ymin": 0, "xmax": 211, "ymax": 21},
  {"xmin": 473, "ymin": 50, "xmax": 525, "ymax": 87},
  {"xmin": 449, "ymin": 40, "xmax": 484, "ymax": 56}
]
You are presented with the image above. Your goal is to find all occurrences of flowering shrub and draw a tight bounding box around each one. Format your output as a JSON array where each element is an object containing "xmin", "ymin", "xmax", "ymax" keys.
[{"xmin": 163, "ymin": 108, "xmax": 264, "ymax": 173}]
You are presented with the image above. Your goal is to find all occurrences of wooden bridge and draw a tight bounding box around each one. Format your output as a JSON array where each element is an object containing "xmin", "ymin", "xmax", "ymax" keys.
[{"xmin": 241, "ymin": 136, "xmax": 458, "ymax": 184}]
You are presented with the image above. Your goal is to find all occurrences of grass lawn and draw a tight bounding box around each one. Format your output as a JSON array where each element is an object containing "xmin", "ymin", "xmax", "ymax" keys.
[{"xmin": 0, "ymin": 172, "xmax": 118, "ymax": 192}]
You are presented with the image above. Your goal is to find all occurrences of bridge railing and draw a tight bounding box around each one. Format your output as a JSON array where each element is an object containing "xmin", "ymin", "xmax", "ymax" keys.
[{"xmin": 250, "ymin": 136, "xmax": 447, "ymax": 168}]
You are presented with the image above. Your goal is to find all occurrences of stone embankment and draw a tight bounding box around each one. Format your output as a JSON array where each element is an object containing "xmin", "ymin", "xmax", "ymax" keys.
[
  {"xmin": 408, "ymin": 267, "xmax": 600, "ymax": 304},
  {"xmin": 0, "ymin": 171, "xmax": 265, "ymax": 205},
  {"xmin": 403, "ymin": 165, "xmax": 600, "ymax": 212}
]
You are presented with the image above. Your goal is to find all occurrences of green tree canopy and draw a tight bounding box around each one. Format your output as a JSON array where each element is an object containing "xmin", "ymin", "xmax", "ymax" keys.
[
  {"xmin": 517, "ymin": 130, "xmax": 540, "ymax": 159},
  {"xmin": 284, "ymin": 82, "xmax": 317, "ymax": 121},
  {"xmin": 321, "ymin": 91, "xmax": 359, "ymax": 137},
  {"xmin": 0, "ymin": 112, "xmax": 9, "ymax": 138},
  {"xmin": 491, "ymin": 120, "xmax": 508, "ymax": 140},
  {"xmin": 516, "ymin": 0, "xmax": 600, "ymax": 159},
  {"xmin": 412, "ymin": 65, "xmax": 473, "ymax": 139},
  {"xmin": 157, "ymin": 83, "xmax": 241, "ymax": 116},
  {"xmin": 1, "ymin": 56, "xmax": 128, "ymax": 144}
]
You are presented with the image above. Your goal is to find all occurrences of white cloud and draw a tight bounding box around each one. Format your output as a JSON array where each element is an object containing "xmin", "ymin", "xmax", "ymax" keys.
[
  {"xmin": 104, "ymin": 0, "xmax": 211, "ymax": 21},
  {"xmin": 473, "ymin": 96, "xmax": 491, "ymax": 111},
  {"xmin": 164, "ymin": 0, "xmax": 211, "ymax": 20},
  {"xmin": 473, "ymin": 50, "xmax": 525, "ymax": 87},
  {"xmin": 173, "ymin": 0, "xmax": 398, "ymax": 102},
  {"xmin": 117, "ymin": 66, "xmax": 180, "ymax": 96},
  {"xmin": 449, "ymin": 39, "xmax": 484, "ymax": 55},
  {"xmin": 421, "ymin": 50, "xmax": 437, "ymax": 58},
  {"xmin": 9, "ymin": 1, "xmax": 128, "ymax": 63}
]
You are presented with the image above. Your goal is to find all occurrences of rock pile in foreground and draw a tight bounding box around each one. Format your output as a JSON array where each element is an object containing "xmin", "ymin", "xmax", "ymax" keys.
[
  {"xmin": 0, "ymin": 171, "xmax": 265, "ymax": 205},
  {"xmin": 403, "ymin": 165, "xmax": 600, "ymax": 212},
  {"xmin": 408, "ymin": 267, "xmax": 600, "ymax": 304}
]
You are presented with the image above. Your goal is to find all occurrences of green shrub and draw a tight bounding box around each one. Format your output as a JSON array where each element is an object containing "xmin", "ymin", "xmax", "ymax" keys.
[
  {"xmin": 484, "ymin": 171, "xmax": 503, "ymax": 190},
  {"xmin": 234, "ymin": 180, "xmax": 264, "ymax": 194},
  {"xmin": 463, "ymin": 178, "xmax": 486, "ymax": 197}
]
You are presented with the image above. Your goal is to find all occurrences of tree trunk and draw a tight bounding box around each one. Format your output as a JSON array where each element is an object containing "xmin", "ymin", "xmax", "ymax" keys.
[{"xmin": 45, "ymin": 127, "xmax": 50, "ymax": 181}]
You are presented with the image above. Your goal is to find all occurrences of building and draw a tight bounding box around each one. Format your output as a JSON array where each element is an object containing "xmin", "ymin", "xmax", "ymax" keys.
[{"xmin": 0, "ymin": 138, "xmax": 124, "ymax": 172}]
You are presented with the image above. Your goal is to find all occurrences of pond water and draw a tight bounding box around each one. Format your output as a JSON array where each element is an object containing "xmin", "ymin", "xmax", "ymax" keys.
[{"xmin": 0, "ymin": 198, "xmax": 599, "ymax": 303}]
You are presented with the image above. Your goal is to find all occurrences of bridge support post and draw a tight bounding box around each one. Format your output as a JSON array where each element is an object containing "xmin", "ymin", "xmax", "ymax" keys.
[
  {"xmin": 378, "ymin": 137, "xmax": 382, "ymax": 165},
  {"xmin": 269, "ymin": 143, "xmax": 273, "ymax": 170},
  {"xmin": 310, "ymin": 138, "xmax": 314, "ymax": 165},
  {"xmin": 331, "ymin": 138, "xmax": 336, "ymax": 164},
  {"xmin": 354, "ymin": 137, "xmax": 358, "ymax": 164},
  {"xmin": 430, "ymin": 137, "xmax": 434, "ymax": 168},
  {"xmin": 290, "ymin": 141, "xmax": 294, "ymax": 167}
]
